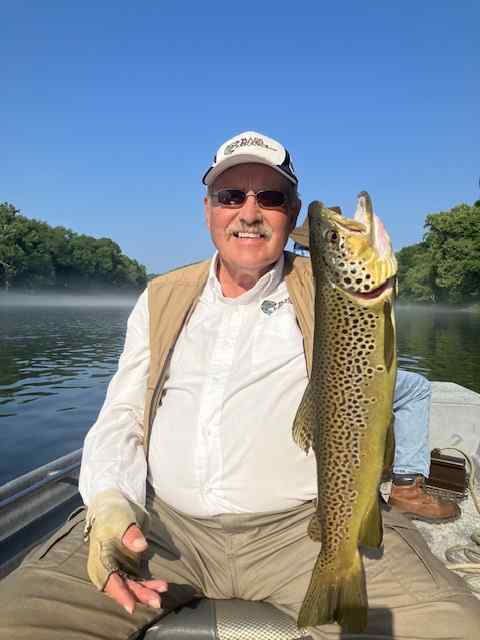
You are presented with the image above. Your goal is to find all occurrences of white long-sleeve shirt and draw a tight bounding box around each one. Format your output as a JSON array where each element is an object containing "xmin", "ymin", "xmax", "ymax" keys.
[{"xmin": 79, "ymin": 254, "xmax": 317, "ymax": 516}]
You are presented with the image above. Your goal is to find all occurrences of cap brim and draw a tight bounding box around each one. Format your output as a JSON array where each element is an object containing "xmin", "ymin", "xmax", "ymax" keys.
[
  {"xmin": 203, "ymin": 154, "xmax": 297, "ymax": 186},
  {"xmin": 290, "ymin": 228, "xmax": 309, "ymax": 247}
]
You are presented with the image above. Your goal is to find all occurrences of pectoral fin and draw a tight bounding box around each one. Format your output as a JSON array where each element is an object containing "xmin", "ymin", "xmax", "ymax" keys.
[
  {"xmin": 359, "ymin": 496, "xmax": 383, "ymax": 549},
  {"xmin": 292, "ymin": 381, "xmax": 316, "ymax": 454}
]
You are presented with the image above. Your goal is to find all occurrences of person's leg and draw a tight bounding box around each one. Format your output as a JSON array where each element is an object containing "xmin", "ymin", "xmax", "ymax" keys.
[
  {"xmin": 392, "ymin": 369, "xmax": 431, "ymax": 477},
  {"xmin": 234, "ymin": 500, "xmax": 480, "ymax": 639},
  {"xmin": 390, "ymin": 370, "xmax": 459, "ymax": 522},
  {"xmin": 0, "ymin": 510, "xmax": 166, "ymax": 640},
  {"xmin": 0, "ymin": 494, "xmax": 226, "ymax": 640}
]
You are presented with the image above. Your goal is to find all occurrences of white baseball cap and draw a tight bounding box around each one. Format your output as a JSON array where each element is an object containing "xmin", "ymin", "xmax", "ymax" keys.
[{"xmin": 202, "ymin": 131, "xmax": 298, "ymax": 186}]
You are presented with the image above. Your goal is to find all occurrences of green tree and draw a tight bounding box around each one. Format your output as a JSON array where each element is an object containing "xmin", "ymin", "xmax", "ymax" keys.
[
  {"xmin": 396, "ymin": 243, "xmax": 435, "ymax": 302},
  {"xmin": 396, "ymin": 203, "xmax": 480, "ymax": 305},
  {"xmin": 0, "ymin": 203, "xmax": 20, "ymax": 290},
  {"xmin": 12, "ymin": 216, "xmax": 55, "ymax": 288},
  {"xmin": 424, "ymin": 203, "xmax": 480, "ymax": 303},
  {"xmin": 0, "ymin": 202, "xmax": 147, "ymax": 292}
]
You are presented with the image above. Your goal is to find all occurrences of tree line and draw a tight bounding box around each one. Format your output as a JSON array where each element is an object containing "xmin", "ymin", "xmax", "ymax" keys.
[
  {"xmin": 2, "ymin": 200, "xmax": 479, "ymax": 302},
  {"xmin": 396, "ymin": 202, "xmax": 480, "ymax": 304},
  {"xmin": 0, "ymin": 202, "xmax": 147, "ymax": 292}
]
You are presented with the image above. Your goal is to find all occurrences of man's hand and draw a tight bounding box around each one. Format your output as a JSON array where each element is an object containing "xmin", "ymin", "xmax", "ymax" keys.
[
  {"xmin": 104, "ymin": 524, "xmax": 168, "ymax": 614},
  {"xmin": 85, "ymin": 489, "xmax": 168, "ymax": 614}
]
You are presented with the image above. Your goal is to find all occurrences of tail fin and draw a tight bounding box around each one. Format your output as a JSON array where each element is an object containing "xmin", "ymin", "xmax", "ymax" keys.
[{"xmin": 297, "ymin": 551, "xmax": 368, "ymax": 633}]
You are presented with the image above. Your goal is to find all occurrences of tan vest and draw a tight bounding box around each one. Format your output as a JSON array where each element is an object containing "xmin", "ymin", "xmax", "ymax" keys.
[{"xmin": 143, "ymin": 251, "xmax": 314, "ymax": 453}]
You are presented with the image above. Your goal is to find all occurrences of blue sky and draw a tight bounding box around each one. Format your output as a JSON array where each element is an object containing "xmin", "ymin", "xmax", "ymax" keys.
[{"xmin": 1, "ymin": 1, "xmax": 479, "ymax": 274}]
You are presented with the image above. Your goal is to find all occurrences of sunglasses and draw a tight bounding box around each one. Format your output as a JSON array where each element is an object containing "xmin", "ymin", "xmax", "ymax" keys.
[{"xmin": 210, "ymin": 189, "xmax": 288, "ymax": 209}]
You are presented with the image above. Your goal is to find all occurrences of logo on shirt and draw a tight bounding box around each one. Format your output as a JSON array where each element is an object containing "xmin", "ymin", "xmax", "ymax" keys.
[{"xmin": 260, "ymin": 297, "xmax": 291, "ymax": 315}]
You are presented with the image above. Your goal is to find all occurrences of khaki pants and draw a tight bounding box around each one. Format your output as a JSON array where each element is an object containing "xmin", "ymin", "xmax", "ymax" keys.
[{"xmin": 1, "ymin": 492, "xmax": 479, "ymax": 640}]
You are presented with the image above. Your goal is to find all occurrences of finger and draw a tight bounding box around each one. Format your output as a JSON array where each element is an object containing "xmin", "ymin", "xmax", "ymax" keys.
[
  {"xmin": 138, "ymin": 579, "xmax": 169, "ymax": 593},
  {"xmin": 126, "ymin": 580, "xmax": 162, "ymax": 608},
  {"xmin": 122, "ymin": 524, "xmax": 148, "ymax": 553},
  {"xmin": 104, "ymin": 572, "xmax": 136, "ymax": 615}
]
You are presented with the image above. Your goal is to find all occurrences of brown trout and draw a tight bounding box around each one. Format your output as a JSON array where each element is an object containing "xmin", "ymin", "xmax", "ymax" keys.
[{"xmin": 293, "ymin": 192, "xmax": 398, "ymax": 632}]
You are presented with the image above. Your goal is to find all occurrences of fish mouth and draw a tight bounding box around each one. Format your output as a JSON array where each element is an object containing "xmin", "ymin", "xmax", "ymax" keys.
[{"xmin": 349, "ymin": 277, "xmax": 394, "ymax": 301}]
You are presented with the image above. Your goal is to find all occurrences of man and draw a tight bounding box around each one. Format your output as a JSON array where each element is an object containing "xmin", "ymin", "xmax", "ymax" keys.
[
  {"xmin": 1, "ymin": 131, "xmax": 479, "ymax": 639},
  {"xmin": 290, "ymin": 226, "xmax": 459, "ymax": 523}
]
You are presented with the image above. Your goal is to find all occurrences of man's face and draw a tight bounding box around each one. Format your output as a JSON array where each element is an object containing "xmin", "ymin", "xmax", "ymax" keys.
[{"xmin": 204, "ymin": 163, "xmax": 301, "ymax": 278}]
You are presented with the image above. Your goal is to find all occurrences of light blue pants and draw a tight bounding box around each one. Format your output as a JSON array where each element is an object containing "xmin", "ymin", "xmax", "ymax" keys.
[{"xmin": 393, "ymin": 369, "xmax": 431, "ymax": 477}]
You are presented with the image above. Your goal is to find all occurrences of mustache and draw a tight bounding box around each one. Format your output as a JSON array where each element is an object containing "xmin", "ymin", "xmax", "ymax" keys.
[{"xmin": 226, "ymin": 223, "xmax": 273, "ymax": 239}]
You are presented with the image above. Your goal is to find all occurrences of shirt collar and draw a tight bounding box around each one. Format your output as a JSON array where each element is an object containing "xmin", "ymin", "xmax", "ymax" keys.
[{"xmin": 204, "ymin": 252, "xmax": 285, "ymax": 305}]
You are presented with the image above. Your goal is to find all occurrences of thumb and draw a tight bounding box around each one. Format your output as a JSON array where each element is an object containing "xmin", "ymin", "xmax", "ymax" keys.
[{"xmin": 122, "ymin": 524, "xmax": 148, "ymax": 552}]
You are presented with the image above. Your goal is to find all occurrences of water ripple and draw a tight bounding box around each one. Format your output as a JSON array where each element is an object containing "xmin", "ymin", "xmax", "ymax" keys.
[{"xmin": 1, "ymin": 303, "xmax": 479, "ymax": 486}]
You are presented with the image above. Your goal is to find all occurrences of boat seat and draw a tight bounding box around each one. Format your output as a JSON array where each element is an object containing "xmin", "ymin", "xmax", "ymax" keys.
[{"xmin": 143, "ymin": 597, "xmax": 312, "ymax": 639}]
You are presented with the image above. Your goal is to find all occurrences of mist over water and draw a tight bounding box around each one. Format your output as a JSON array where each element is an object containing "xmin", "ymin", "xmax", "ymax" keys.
[
  {"xmin": 0, "ymin": 292, "xmax": 138, "ymax": 308},
  {"xmin": 397, "ymin": 302, "xmax": 480, "ymax": 314},
  {"xmin": 0, "ymin": 300, "xmax": 479, "ymax": 486}
]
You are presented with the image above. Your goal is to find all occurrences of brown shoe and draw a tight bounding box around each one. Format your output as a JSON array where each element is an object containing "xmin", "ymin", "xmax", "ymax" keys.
[{"xmin": 388, "ymin": 475, "xmax": 461, "ymax": 523}]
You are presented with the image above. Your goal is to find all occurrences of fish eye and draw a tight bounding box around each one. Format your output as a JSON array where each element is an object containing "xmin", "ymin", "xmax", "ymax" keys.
[{"xmin": 325, "ymin": 229, "xmax": 339, "ymax": 243}]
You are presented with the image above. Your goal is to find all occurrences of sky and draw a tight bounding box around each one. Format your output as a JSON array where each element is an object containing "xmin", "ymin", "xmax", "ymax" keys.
[{"xmin": 1, "ymin": 1, "xmax": 479, "ymax": 274}]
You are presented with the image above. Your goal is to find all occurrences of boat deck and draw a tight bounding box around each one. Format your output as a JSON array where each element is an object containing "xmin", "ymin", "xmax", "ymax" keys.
[{"xmin": 1, "ymin": 381, "xmax": 479, "ymax": 637}]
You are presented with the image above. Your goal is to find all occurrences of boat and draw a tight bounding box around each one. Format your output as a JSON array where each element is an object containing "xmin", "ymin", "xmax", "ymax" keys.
[{"xmin": 1, "ymin": 381, "xmax": 479, "ymax": 639}]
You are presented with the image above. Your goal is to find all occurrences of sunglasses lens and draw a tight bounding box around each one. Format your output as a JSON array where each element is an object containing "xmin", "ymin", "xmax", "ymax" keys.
[
  {"xmin": 257, "ymin": 191, "xmax": 287, "ymax": 208},
  {"xmin": 217, "ymin": 189, "xmax": 246, "ymax": 206},
  {"xmin": 213, "ymin": 189, "xmax": 287, "ymax": 208}
]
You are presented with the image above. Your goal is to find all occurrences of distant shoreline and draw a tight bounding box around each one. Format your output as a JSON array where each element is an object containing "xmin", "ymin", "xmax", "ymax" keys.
[{"xmin": 1, "ymin": 292, "xmax": 478, "ymax": 313}]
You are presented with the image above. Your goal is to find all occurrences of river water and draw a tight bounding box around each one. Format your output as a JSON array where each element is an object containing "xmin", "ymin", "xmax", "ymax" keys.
[{"xmin": 1, "ymin": 299, "xmax": 479, "ymax": 485}]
